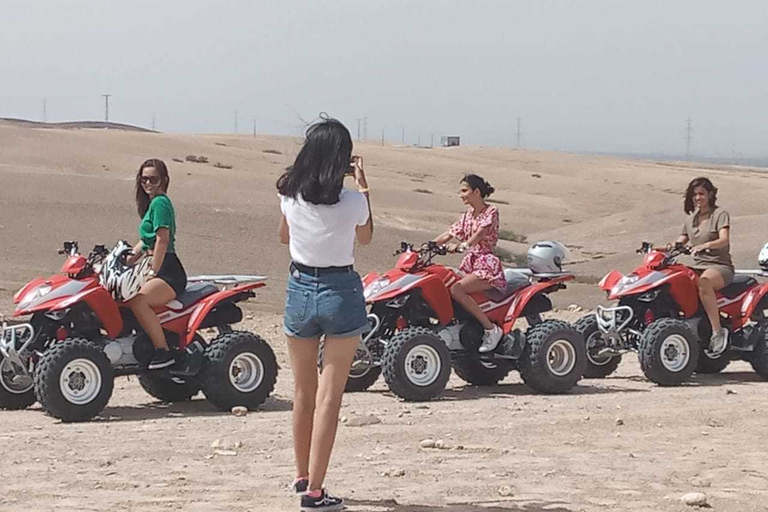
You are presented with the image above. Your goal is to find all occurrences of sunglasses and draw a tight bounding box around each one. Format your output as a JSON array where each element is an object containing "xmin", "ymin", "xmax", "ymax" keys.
[{"xmin": 140, "ymin": 175, "xmax": 161, "ymax": 185}]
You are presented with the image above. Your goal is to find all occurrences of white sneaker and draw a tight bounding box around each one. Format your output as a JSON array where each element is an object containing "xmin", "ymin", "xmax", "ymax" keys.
[
  {"xmin": 707, "ymin": 328, "xmax": 729, "ymax": 356},
  {"xmin": 479, "ymin": 325, "xmax": 503, "ymax": 353}
]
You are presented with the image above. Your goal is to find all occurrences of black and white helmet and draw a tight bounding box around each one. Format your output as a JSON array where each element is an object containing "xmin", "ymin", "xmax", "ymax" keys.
[
  {"xmin": 759, "ymin": 243, "xmax": 768, "ymax": 270},
  {"xmin": 100, "ymin": 241, "xmax": 153, "ymax": 302},
  {"xmin": 527, "ymin": 241, "xmax": 570, "ymax": 274}
]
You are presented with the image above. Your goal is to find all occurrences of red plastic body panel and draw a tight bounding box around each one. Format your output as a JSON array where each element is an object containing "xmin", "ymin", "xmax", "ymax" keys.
[
  {"xmin": 61, "ymin": 255, "xmax": 87, "ymax": 275},
  {"xmin": 183, "ymin": 282, "xmax": 265, "ymax": 347},
  {"xmin": 55, "ymin": 286, "xmax": 123, "ymax": 338},
  {"xmin": 599, "ymin": 271, "xmax": 622, "ymax": 293},
  {"xmin": 502, "ymin": 275, "xmax": 573, "ymax": 332},
  {"xmin": 738, "ymin": 281, "xmax": 768, "ymax": 329}
]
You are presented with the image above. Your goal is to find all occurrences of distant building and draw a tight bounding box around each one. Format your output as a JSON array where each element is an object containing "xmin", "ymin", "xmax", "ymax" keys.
[{"xmin": 441, "ymin": 136, "xmax": 460, "ymax": 147}]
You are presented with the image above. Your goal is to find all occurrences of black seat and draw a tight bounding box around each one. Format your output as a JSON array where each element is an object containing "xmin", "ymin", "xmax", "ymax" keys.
[
  {"xmin": 168, "ymin": 282, "xmax": 218, "ymax": 310},
  {"xmin": 484, "ymin": 269, "xmax": 532, "ymax": 302},
  {"xmin": 718, "ymin": 274, "xmax": 756, "ymax": 300}
]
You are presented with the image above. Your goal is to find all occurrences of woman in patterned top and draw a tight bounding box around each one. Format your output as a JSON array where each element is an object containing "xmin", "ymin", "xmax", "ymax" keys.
[{"xmin": 433, "ymin": 174, "xmax": 506, "ymax": 353}]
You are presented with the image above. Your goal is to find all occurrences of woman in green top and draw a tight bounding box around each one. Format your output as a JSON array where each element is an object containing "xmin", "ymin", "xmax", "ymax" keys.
[
  {"xmin": 675, "ymin": 177, "xmax": 733, "ymax": 356},
  {"xmin": 127, "ymin": 158, "xmax": 187, "ymax": 370}
]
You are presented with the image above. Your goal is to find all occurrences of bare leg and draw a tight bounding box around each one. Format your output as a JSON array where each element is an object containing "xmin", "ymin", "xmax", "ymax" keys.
[
  {"xmin": 451, "ymin": 274, "xmax": 495, "ymax": 329},
  {"xmin": 308, "ymin": 335, "xmax": 358, "ymax": 491},
  {"xmin": 286, "ymin": 336, "xmax": 320, "ymax": 479},
  {"xmin": 127, "ymin": 279, "xmax": 176, "ymax": 350},
  {"xmin": 698, "ymin": 269, "xmax": 726, "ymax": 334}
]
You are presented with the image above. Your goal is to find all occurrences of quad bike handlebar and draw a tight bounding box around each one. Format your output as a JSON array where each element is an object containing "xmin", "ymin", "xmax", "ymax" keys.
[{"xmin": 636, "ymin": 241, "xmax": 710, "ymax": 267}]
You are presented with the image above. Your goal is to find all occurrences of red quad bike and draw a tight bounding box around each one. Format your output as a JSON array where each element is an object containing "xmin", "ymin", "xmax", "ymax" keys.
[
  {"xmin": 0, "ymin": 241, "xmax": 278, "ymax": 422},
  {"xmin": 339, "ymin": 241, "xmax": 586, "ymax": 401},
  {"xmin": 576, "ymin": 242, "xmax": 768, "ymax": 385}
]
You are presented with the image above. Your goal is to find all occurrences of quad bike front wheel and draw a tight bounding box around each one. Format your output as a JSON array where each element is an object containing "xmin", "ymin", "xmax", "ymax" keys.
[
  {"xmin": 381, "ymin": 326, "xmax": 451, "ymax": 401},
  {"xmin": 0, "ymin": 354, "xmax": 36, "ymax": 410},
  {"xmin": 33, "ymin": 338, "xmax": 114, "ymax": 422},
  {"xmin": 519, "ymin": 320, "xmax": 586, "ymax": 394},
  {"xmin": 574, "ymin": 314, "xmax": 622, "ymax": 378},
  {"xmin": 200, "ymin": 331, "xmax": 278, "ymax": 411},
  {"xmin": 638, "ymin": 318, "xmax": 698, "ymax": 386}
]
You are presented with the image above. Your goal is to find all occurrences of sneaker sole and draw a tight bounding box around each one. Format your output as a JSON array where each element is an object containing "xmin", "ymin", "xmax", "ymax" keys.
[
  {"xmin": 148, "ymin": 359, "xmax": 176, "ymax": 370},
  {"xmin": 300, "ymin": 505, "xmax": 343, "ymax": 512}
]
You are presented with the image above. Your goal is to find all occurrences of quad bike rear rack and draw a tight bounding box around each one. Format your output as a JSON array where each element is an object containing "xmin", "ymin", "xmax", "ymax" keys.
[{"xmin": 187, "ymin": 275, "xmax": 267, "ymax": 286}]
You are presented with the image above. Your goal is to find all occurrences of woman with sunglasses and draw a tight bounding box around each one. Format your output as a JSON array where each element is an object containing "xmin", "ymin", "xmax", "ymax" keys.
[{"xmin": 126, "ymin": 158, "xmax": 187, "ymax": 370}]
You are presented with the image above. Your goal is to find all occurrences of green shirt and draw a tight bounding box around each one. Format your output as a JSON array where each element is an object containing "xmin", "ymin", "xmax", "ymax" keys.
[{"xmin": 139, "ymin": 194, "xmax": 176, "ymax": 253}]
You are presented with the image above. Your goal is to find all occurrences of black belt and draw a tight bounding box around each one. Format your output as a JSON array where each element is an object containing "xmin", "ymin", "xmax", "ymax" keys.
[{"xmin": 291, "ymin": 261, "xmax": 354, "ymax": 276}]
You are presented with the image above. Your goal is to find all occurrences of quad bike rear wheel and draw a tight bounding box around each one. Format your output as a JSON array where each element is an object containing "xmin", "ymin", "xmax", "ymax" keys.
[
  {"xmin": 200, "ymin": 331, "xmax": 278, "ymax": 411},
  {"xmin": 519, "ymin": 320, "xmax": 586, "ymax": 394},
  {"xmin": 382, "ymin": 326, "xmax": 451, "ymax": 401},
  {"xmin": 574, "ymin": 315, "xmax": 622, "ymax": 378},
  {"xmin": 750, "ymin": 323, "xmax": 768, "ymax": 380},
  {"xmin": 452, "ymin": 359, "xmax": 512, "ymax": 386},
  {"xmin": 0, "ymin": 355, "xmax": 35, "ymax": 410},
  {"xmin": 33, "ymin": 338, "xmax": 114, "ymax": 422},
  {"xmin": 638, "ymin": 318, "xmax": 698, "ymax": 386}
]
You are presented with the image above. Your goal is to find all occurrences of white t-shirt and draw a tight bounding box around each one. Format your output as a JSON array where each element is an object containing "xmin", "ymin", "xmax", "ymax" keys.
[{"xmin": 280, "ymin": 188, "xmax": 370, "ymax": 267}]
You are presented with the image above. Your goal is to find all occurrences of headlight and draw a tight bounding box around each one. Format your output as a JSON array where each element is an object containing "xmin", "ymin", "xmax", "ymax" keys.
[
  {"xmin": 19, "ymin": 284, "xmax": 53, "ymax": 310},
  {"xmin": 364, "ymin": 277, "xmax": 390, "ymax": 300},
  {"xmin": 638, "ymin": 288, "xmax": 661, "ymax": 302},
  {"xmin": 610, "ymin": 275, "xmax": 639, "ymax": 296}
]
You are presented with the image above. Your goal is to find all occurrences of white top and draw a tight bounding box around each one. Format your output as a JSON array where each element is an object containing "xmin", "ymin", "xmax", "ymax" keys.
[{"xmin": 280, "ymin": 188, "xmax": 370, "ymax": 267}]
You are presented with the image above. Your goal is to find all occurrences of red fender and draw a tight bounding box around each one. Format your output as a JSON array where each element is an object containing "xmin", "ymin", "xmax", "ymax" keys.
[
  {"xmin": 184, "ymin": 283, "xmax": 265, "ymax": 346},
  {"xmin": 406, "ymin": 273, "xmax": 454, "ymax": 325},
  {"xmin": 13, "ymin": 277, "xmax": 47, "ymax": 303},
  {"xmin": 54, "ymin": 287, "xmax": 123, "ymax": 339},
  {"xmin": 739, "ymin": 281, "xmax": 768, "ymax": 328},
  {"xmin": 503, "ymin": 276, "xmax": 573, "ymax": 333},
  {"xmin": 599, "ymin": 271, "xmax": 622, "ymax": 293}
]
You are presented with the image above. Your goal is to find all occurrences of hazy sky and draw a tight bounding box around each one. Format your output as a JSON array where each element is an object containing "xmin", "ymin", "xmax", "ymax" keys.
[{"xmin": 2, "ymin": 1, "xmax": 766, "ymax": 156}]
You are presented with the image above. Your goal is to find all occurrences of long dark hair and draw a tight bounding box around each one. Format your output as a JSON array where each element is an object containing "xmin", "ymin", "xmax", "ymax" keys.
[
  {"xmin": 277, "ymin": 118, "xmax": 353, "ymax": 205},
  {"xmin": 684, "ymin": 177, "xmax": 717, "ymax": 214},
  {"xmin": 135, "ymin": 158, "xmax": 170, "ymax": 217},
  {"xmin": 461, "ymin": 173, "xmax": 495, "ymax": 198}
]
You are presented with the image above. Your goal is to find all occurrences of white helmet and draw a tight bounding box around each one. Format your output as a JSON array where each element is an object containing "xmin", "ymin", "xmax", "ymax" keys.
[
  {"xmin": 100, "ymin": 241, "xmax": 153, "ymax": 302},
  {"xmin": 527, "ymin": 241, "xmax": 570, "ymax": 274},
  {"xmin": 759, "ymin": 243, "xmax": 768, "ymax": 270}
]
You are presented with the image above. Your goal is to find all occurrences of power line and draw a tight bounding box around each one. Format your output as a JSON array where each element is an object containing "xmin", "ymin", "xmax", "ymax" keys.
[{"xmin": 102, "ymin": 94, "xmax": 111, "ymax": 122}]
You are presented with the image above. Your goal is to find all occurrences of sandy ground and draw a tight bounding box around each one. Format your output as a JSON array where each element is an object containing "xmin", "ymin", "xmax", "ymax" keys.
[
  {"xmin": 1, "ymin": 315, "xmax": 767, "ymax": 512},
  {"xmin": 1, "ymin": 123, "xmax": 768, "ymax": 511}
]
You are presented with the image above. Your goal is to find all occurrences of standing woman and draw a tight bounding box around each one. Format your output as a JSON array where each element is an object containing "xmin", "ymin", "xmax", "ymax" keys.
[
  {"xmin": 676, "ymin": 177, "xmax": 734, "ymax": 355},
  {"xmin": 127, "ymin": 158, "xmax": 187, "ymax": 370},
  {"xmin": 277, "ymin": 118, "xmax": 373, "ymax": 511}
]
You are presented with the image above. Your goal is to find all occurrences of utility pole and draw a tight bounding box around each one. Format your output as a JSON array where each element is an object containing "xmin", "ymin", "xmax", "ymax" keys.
[
  {"xmin": 42, "ymin": 98, "xmax": 47, "ymax": 122},
  {"xmin": 417, "ymin": 134, "xmax": 421, "ymax": 147},
  {"xmin": 401, "ymin": 126, "xmax": 406, "ymax": 144},
  {"xmin": 381, "ymin": 128, "xmax": 385, "ymax": 146},
  {"xmin": 516, "ymin": 116, "xmax": 522, "ymax": 149},
  {"xmin": 430, "ymin": 133, "xmax": 434, "ymax": 148},
  {"xmin": 356, "ymin": 118, "xmax": 363, "ymax": 141},
  {"xmin": 685, "ymin": 117, "xmax": 692, "ymax": 158},
  {"xmin": 151, "ymin": 114, "xmax": 156, "ymax": 131},
  {"xmin": 102, "ymin": 94, "xmax": 111, "ymax": 122},
  {"xmin": 234, "ymin": 110, "xmax": 239, "ymax": 134},
  {"xmin": 253, "ymin": 117, "xmax": 257, "ymax": 138}
]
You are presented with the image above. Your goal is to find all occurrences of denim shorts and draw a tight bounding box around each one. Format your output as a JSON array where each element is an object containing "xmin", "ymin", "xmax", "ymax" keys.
[{"xmin": 283, "ymin": 266, "xmax": 369, "ymax": 339}]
